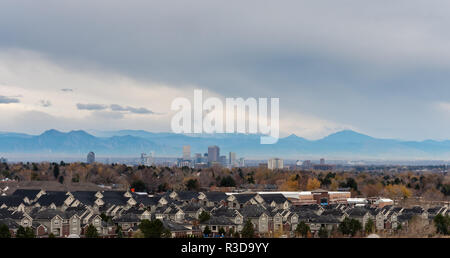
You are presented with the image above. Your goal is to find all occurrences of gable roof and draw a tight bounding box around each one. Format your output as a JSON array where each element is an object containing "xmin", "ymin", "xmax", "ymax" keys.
[
  {"xmin": 240, "ymin": 204, "xmax": 268, "ymax": 218},
  {"xmin": 11, "ymin": 189, "xmax": 41, "ymax": 199},
  {"xmin": 72, "ymin": 191, "xmax": 97, "ymax": 206},
  {"xmin": 203, "ymin": 192, "xmax": 228, "ymax": 202},
  {"xmin": 203, "ymin": 216, "xmax": 236, "ymax": 226},
  {"xmin": 232, "ymin": 193, "xmax": 257, "ymax": 204},
  {"xmin": 0, "ymin": 218, "xmax": 20, "ymax": 229},
  {"xmin": 347, "ymin": 207, "xmax": 369, "ymax": 217},
  {"xmin": 259, "ymin": 193, "xmax": 288, "ymax": 204},
  {"xmin": 35, "ymin": 192, "xmax": 68, "ymax": 207},
  {"xmin": 0, "ymin": 196, "xmax": 25, "ymax": 207},
  {"xmin": 32, "ymin": 209, "xmax": 67, "ymax": 220},
  {"xmin": 134, "ymin": 196, "xmax": 158, "ymax": 206},
  {"xmin": 176, "ymin": 191, "xmax": 200, "ymax": 201},
  {"xmin": 211, "ymin": 206, "xmax": 240, "ymax": 218}
]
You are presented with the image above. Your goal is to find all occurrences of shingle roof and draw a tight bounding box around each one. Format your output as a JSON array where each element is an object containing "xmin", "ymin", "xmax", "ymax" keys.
[
  {"xmin": 297, "ymin": 211, "xmax": 319, "ymax": 220},
  {"xmin": 11, "ymin": 189, "xmax": 41, "ymax": 199},
  {"xmin": 402, "ymin": 206, "xmax": 425, "ymax": 214},
  {"xmin": 64, "ymin": 206, "xmax": 88, "ymax": 217},
  {"xmin": 32, "ymin": 209, "xmax": 67, "ymax": 220},
  {"xmin": 162, "ymin": 219, "xmax": 191, "ymax": 231},
  {"xmin": 321, "ymin": 209, "xmax": 345, "ymax": 217},
  {"xmin": 35, "ymin": 192, "xmax": 67, "ymax": 207},
  {"xmin": 204, "ymin": 192, "xmax": 228, "ymax": 202},
  {"xmin": 113, "ymin": 212, "xmax": 140, "ymax": 223},
  {"xmin": 0, "ymin": 196, "xmax": 25, "ymax": 207},
  {"xmin": 102, "ymin": 196, "xmax": 129, "ymax": 206},
  {"xmin": 310, "ymin": 215, "xmax": 341, "ymax": 224},
  {"xmin": 102, "ymin": 191, "xmax": 126, "ymax": 198},
  {"xmin": 182, "ymin": 204, "xmax": 203, "ymax": 213},
  {"xmin": 203, "ymin": 216, "xmax": 236, "ymax": 226},
  {"xmin": 232, "ymin": 193, "xmax": 257, "ymax": 204},
  {"xmin": 134, "ymin": 196, "xmax": 158, "ymax": 206},
  {"xmin": 240, "ymin": 204, "xmax": 268, "ymax": 218},
  {"xmin": 0, "ymin": 218, "xmax": 20, "ymax": 229},
  {"xmin": 347, "ymin": 207, "xmax": 369, "ymax": 217},
  {"xmin": 211, "ymin": 206, "xmax": 240, "ymax": 218},
  {"xmin": 290, "ymin": 204, "xmax": 321, "ymax": 213},
  {"xmin": 72, "ymin": 191, "xmax": 97, "ymax": 206},
  {"xmin": 176, "ymin": 191, "xmax": 200, "ymax": 201},
  {"xmin": 259, "ymin": 194, "xmax": 288, "ymax": 204}
]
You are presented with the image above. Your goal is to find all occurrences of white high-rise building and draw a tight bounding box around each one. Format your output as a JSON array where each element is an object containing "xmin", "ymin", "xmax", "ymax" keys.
[
  {"xmin": 268, "ymin": 158, "xmax": 283, "ymax": 170},
  {"xmin": 239, "ymin": 157, "xmax": 245, "ymax": 167},
  {"xmin": 140, "ymin": 152, "xmax": 154, "ymax": 166},
  {"xmin": 229, "ymin": 152, "xmax": 236, "ymax": 166}
]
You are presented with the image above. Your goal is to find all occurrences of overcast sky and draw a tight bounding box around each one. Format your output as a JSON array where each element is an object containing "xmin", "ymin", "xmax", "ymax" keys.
[{"xmin": 1, "ymin": 0, "xmax": 450, "ymax": 140}]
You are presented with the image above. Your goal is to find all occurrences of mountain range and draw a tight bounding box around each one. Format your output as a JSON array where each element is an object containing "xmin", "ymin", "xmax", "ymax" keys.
[{"xmin": 1, "ymin": 129, "xmax": 450, "ymax": 160}]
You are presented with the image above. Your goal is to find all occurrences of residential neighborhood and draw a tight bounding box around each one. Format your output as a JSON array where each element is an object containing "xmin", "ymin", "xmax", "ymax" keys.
[{"xmin": 0, "ymin": 188, "xmax": 448, "ymax": 238}]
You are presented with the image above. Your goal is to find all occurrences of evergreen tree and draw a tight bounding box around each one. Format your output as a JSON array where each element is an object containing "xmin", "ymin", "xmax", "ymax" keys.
[
  {"xmin": 434, "ymin": 214, "xmax": 450, "ymax": 235},
  {"xmin": 139, "ymin": 219, "xmax": 167, "ymax": 238},
  {"xmin": 218, "ymin": 227, "xmax": 226, "ymax": 236},
  {"xmin": 203, "ymin": 226, "xmax": 211, "ymax": 236},
  {"xmin": 318, "ymin": 226, "xmax": 328, "ymax": 238},
  {"xmin": 198, "ymin": 211, "xmax": 211, "ymax": 223},
  {"xmin": 53, "ymin": 164, "xmax": 60, "ymax": 179},
  {"xmin": 365, "ymin": 218, "xmax": 375, "ymax": 234},
  {"xmin": 0, "ymin": 224, "xmax": 11, "ymax": 238},
  {"xmin": 85, "ymin": 224, "xmax": 99, "ymax": 238},
  {"xmin": 16, "ymin": 226, "xmax": 35, "ymax": 238},
  {"xmin": 295, "ymin": 221, "xmax": 310, "ymax": 238},
  {"xmin": 241, "ymin": 220, "xmax": 255, "ymax": 238}
]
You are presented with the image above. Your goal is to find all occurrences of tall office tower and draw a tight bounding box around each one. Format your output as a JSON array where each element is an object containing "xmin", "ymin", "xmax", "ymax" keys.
[
  {"xmin": 87, "ymin": 151, "xmax": 95, "ymax": 164},
  {"xmin": 320, "ymin": 158, "xmax": 325, "ymax": 165},
  {"xmin": 182, "ymin": 145, "xmax": 191, "ymax": 160},
  {"xmin": 303, "ymin": 160, "xmax": 312, "ymax": 168},
  {"xmin": 219, "ymin": 155, "xmax": 227, "ymax": 166},
  {"xmin": 239, "ymin": 157, "xmax": 245, "ymax": 167},
  {"xmin": 140, "ymin": 153, "xmax": 147, "ymax": 165},
  {"xmin": 143, "ymin": 152, "xmax": 154, "ymax": 166},
  {"xmin": 194, "ymin": 153, "xmax": 202, "ymax": 164},
  {"xmin": 268, "ymin": 158, "xmax": 283, "ymax": 170},
  {"xmin": 208, "ymin": 145, "xmax": 220, "ymax": 163},
  {"xmin": 229, "ymin": 152, "xmax": 236, "ymax": 166}
]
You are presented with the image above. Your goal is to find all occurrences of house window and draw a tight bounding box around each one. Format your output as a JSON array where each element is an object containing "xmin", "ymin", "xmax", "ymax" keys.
[
  {"xmin": 54, "ymin": 220, "xmax": 59, "ymax": 225},
  {"xmin": 72, "ymin": 220, "xmax": 77, "ymax": 225},
  {"xmin": 212, "ymin": 226, "xmax": 216, "ymax": 231}
]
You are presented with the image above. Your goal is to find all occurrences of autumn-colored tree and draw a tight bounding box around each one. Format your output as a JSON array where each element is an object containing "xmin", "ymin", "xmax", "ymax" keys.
[
  {"xmin": 306, "ymin": 178, "xmax": 321, "ymax": 190},
  {"xmin": 280, "ymin": 175, "xmax": 299, "ymax": 191},
  {"xmin": 384, "ymin": 184, "xmax": 412, "ymax": 199}
]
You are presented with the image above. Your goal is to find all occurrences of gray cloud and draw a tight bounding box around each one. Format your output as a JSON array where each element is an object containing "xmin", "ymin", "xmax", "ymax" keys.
[
  {"xmin": 39, "ymin": 100, "xmax": 51, "ymax": 107},
  {"xmin": 61, "ymin": 88, "xmax": 73, "ymax": 92},
  {"xmin": 110, "ymin": 104, "xmax": 153, "ymax": 114},
  {"xmin": 91, "ymin": 110, "xmax": 124, "ymax": 119},
  {"xmin": 76, "ymin": 103, "xmax": 107, "ymax": 110},
  {"xmin": 2, "ymin": 1, "xmax": 450, "ymax": 139},
  {"xmin": 0, "ymin": 95, "xmax": 20, "ymax": 104}
]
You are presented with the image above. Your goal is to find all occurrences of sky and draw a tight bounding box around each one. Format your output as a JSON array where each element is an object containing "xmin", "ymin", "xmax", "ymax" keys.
[{"xmin": 1, "ymin": 1, "xmax": 450, "ymax": 140}]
